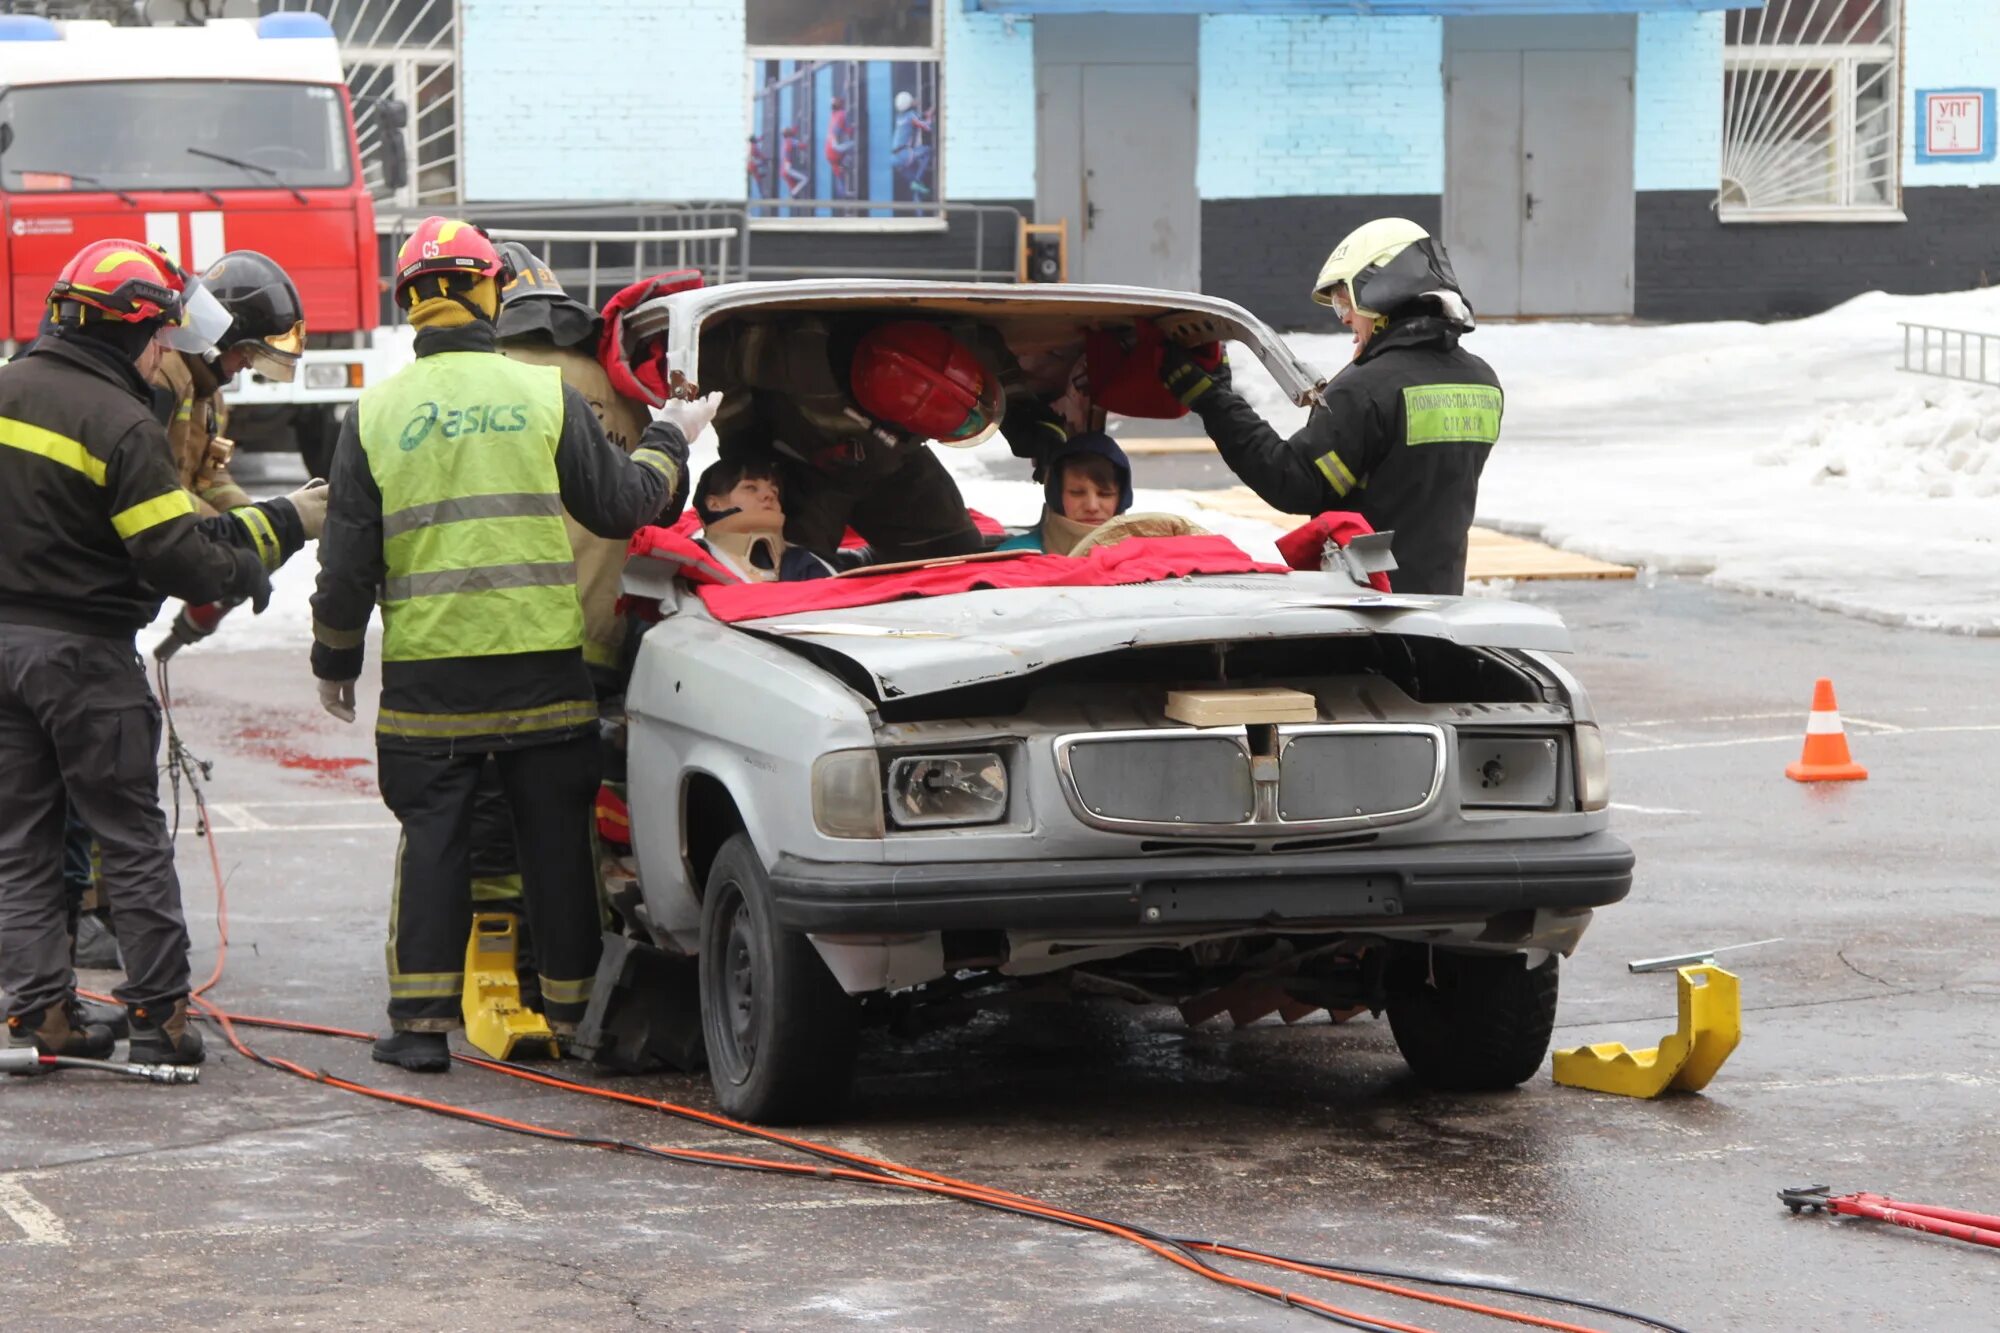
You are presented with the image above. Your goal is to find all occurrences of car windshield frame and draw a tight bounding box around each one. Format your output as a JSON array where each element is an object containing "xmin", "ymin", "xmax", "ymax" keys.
[{"xmin": 0, "ymin": 78, "xmax": 353, "ymax": 193}]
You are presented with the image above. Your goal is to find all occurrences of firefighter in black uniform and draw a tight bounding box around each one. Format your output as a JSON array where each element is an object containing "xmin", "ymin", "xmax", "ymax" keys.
[
  {"xmin": 0, "ymin": 240, "xmax": 304, "ymax": 1069},
  {"xmin": 1161, "ymin": 218, "xmax": 1503, "ymax": 596}
]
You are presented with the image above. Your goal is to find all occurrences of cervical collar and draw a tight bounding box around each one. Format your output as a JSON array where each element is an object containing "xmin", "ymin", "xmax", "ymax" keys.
[{"xmin": 702, "ymin": 513, "xmax": 790, "ymax": 583}]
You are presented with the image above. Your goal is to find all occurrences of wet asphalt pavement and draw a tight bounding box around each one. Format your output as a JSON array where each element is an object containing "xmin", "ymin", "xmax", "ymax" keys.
[{"xmin": 2, "ymin": 575, "xmax": 1997, "ymax": 1332}]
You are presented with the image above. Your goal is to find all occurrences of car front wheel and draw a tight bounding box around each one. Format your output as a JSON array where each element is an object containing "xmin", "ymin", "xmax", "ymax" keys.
[
  {"xmin": 698, "ymin": 832, "xmax": 858, "ymax": 1123},
  {"xmin": 1386, "ymin": 948, "xmax": 1558, "ymax": 1091}
]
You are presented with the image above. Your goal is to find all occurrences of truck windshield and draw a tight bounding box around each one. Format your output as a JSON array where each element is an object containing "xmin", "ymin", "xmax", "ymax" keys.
[{"xmin": 0, "ymin": 80, "xmax": 351, "ymax": 192}]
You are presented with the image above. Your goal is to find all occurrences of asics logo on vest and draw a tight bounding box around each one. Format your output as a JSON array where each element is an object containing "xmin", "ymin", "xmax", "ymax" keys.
[{"xmin": 398, "ymin": 400, "xmax": 532, "ymax": 451}]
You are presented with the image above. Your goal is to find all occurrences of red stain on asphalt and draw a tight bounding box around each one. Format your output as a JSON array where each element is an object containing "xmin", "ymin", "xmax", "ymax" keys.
[{"xmin": 229, "ymin": 726, "xmax": 376, "ymax": 793}]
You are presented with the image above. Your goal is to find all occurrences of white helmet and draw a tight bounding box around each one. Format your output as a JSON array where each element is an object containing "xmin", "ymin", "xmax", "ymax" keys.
[
  {"xmin": 1312, "ymin": 217, "xmax": 1471, "ymax": 329},
  {"xmin": 894, "ymin": 91, "xmax": 915, "ymax": 113}
]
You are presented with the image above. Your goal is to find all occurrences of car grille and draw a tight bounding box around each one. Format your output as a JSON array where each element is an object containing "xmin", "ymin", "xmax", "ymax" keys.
[{"xmin": 1055, "ymin": 725, "xmax": 1444, "ymax": 836}]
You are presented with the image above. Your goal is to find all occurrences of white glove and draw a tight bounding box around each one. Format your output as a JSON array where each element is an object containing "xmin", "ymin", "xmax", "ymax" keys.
[
  {"xmin": 286, "ymin": 478, "xmax": 330, "ymax": 541},
  {"xmin": 318, "ymin": 678, "xmax": 357, "ymax": 724},
  {"xmin": 654, "ymin": 393, "xmax": 720, "ymax": 445}
]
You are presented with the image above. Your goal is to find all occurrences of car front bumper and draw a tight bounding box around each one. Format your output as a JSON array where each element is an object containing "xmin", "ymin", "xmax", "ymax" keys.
[{"xmin": 767, "ymin": 832, "xmax": 1634, "ymax": 934}]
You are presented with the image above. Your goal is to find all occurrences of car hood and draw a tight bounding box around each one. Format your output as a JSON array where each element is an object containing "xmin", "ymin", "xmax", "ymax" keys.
[{"xmin": 734, "ymin": 573, "xmax": 1570, "ymax": 700}]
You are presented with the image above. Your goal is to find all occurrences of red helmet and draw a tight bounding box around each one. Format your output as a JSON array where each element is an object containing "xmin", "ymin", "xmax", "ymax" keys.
[
  {"xmin": 850, "ymin": 322, "xmax": 1001, "ymax": 445},
  {"xmin": 48, "ymin": 240, "xmax": 188, "ymax": 325},
  {"xmin": 393, "ymin": 216, "xmax": 511, "ymax": 305}
]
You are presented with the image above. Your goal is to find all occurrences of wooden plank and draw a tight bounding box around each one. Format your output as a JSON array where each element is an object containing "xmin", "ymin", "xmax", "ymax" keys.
[{"xmin": 1172, "ymin": 487, "xmax": 1635, "ymax": 582}]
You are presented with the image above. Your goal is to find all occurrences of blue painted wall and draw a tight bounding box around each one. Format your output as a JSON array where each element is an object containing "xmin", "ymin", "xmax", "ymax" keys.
[
  {"xmin": 943, "ymin": 4, "xmax": 1036, "ymax": 198},
  {"xmin": 461, "ymin": 0, "xmax": 744, "ymax": 201},
  {"xmin": 1634, "ymin": 10, "xmax": 1721, "ymax": 191},
  {"xmin": 1197, "ymin": 15, "xmax": 1446, "ymax": 198},
  {"xmin": 1904, "ymin": 0, "xmax": 2000, "ymax": 186}
]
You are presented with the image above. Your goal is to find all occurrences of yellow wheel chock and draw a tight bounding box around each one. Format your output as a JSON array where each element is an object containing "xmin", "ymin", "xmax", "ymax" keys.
[
  {"xmin": 462, "ymin": 912, "xmax": 559, "ymax": 1060},
  {"xmin": 1551, "ymin": 964, "xmax": 1740, "ymax": 1097}
]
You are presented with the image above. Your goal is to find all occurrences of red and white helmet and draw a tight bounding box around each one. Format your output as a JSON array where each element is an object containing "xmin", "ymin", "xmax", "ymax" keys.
[
  {"xmin": 849, "ymin": 322, "xmax": 1001, "ymax": 447},
  {"xmin": 392, "ymin": 216, "xmax": 512, "ymax": 307}
]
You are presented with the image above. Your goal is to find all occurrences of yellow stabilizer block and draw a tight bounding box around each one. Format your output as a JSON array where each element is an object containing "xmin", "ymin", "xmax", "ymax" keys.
[
  {"xmin": 1551, "ymin": 964, "xmax": 1741, "ymax": 1097},
  {"xmin": 462, "ymin": 912, "xmax": 559, "ymax": 1060}
]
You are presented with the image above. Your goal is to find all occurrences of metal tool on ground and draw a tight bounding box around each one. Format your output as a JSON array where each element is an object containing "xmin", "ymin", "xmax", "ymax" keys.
[
  {"xmin": 461, "ymin": 912, "xmax": 559, "ymax": 1060},
  {"xmin": 1780, "ymin": 1186, "xmax": 2000, "ymax": 1252},
  {"xmin": 1550, "ymin": 964, "xmax": 1740, "ymax": 1097},
  {"xmin": 1785, "ymin": 678, "xmax": 1868, "ymax": 783},
  {"xmin": 0, "ymin": 1046, "xmax": 200, "ymax": 1083},
  {"xmin": 1628, "ymin": 938, "xmax": 1781, "ymax": 974}
]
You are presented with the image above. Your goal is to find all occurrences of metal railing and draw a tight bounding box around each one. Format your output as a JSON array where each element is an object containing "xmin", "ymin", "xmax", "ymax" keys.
[
  {"xmin": 483, "ymin": 227, "xmax": 739, "ymax": 308},
  {"xmin": 726, "ymin": 199, "xmax": 1028, "ymax": 284},
  {"xmin": 376, "ymin": 204, "xmax": 747, "ymax": 324},
  {"xmin": 373, "ymin": 199, "xmax": 1035, "ymax": 324},
  {"xmin": 1899, "ymin": 321, "xmax": 2000, "ymax": 388}
]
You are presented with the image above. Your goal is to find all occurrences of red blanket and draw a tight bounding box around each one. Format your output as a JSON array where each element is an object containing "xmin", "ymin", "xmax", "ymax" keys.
[
  {"xmin": 1275, "ymin": 512, "xmax": 1391, "ymax": 593},
  {"xmin": 692, "ymin": 534, "xmax": 1287, "ymax": 623}
]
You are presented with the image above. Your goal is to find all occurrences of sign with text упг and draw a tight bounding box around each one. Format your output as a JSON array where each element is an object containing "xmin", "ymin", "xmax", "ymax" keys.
[{"xmin": 1915, "ymin": 88, "xmax": 1997, "ymax": 164}]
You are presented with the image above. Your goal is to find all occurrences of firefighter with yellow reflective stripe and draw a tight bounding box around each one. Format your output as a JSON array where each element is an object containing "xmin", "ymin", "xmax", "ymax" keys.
[
  {"xmin": 310, "ymin": 216, "xmax": 687, "ymax": 1072},
  {"xmin": 0, "ymin": 239, "xmax": 293, "ymax": 1071},
  {"xmin": 1160, "ymin": 218, "xmax": 1503, "ymax": 595},
  {"xmin": 150, "ymin": 251, "xmax": 329, "ymax": 659}
]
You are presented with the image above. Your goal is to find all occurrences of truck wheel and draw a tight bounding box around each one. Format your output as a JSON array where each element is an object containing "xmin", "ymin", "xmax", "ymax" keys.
[
  {"xmin": 297, "ymin": 404, "xmax": 342, "ymax": 481},
  {"xmin": 698, "ymin": 832, "xmax": 857, "ymax": 1123},
  {"xmin": 1385, "ymin": 949, "xmax": 1558, "ymax": 1091}
]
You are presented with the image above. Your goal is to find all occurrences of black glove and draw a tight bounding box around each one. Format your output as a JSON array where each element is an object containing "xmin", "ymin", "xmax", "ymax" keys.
[
  {"xmin": 1159, "ymin": 339, "xmax": 1231, "ymax": 409},
  {"xmin": 229, "ymin": 544, "xmax": 273, "ymax": 615}
]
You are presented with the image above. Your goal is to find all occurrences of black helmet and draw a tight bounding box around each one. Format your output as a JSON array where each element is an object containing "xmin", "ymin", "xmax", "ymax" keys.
[
  {"xmin": 495, "ymin": 240, "xmax": 603, "ymax": 350},
  {"xmin": 200, "ymin": 250, "xmax": 305, "ymax": 382}
]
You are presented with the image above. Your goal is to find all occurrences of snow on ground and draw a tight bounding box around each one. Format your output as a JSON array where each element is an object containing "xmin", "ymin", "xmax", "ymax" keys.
[
  {"xmin": 184, "ymin": 286, "xmax": 2000, "ymax": 652},
  {"xmin": 1217, "ymin": 288, "xmax": 2000, "ymax": 635}
]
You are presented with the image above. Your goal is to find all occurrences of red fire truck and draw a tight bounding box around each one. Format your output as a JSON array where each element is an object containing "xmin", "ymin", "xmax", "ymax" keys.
[{"xmin": 0, "ymin": 11, "xmax": 402, "ymax": 475}]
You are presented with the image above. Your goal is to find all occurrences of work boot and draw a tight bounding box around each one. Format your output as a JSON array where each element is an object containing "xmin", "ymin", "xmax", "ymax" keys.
[
  {"xmin": 6, "ymin": 1002, "xmax": 116, "ymax": 1074},
  {"xmin": 371, "ymin": 1030, "xmax": 451, "ymax": 1072},
  {"xmin": 79, "ymin": 998, "xmax": 130, "ymax": 1040},
  {"xmin": 126, "ymin": 999, "xmax": 206, "ymax": 1066},
  {"xmin": 73, "ymin": 913, "xmax": 122, "ymax": 970}
]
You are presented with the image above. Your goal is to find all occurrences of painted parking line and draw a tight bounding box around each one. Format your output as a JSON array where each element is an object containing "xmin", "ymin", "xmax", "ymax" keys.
[
  {"xmin": 1608, "ymin": 721, "xmax": 2000, "ymax": 757},
  {"xmin": 417, "ymin": 1152, "xmax": 534, "ymax": 1221},
  {"xmin": 0, "ymin": 1178, "xmax": 72, "ymax": 1247},
  {"xmin": 1608, "ymin": 802, "xmax": 1697, "ymax": 816},
  {"xmin": 177, "ymin": 821, "xmax": 397, "ymax": 837}
]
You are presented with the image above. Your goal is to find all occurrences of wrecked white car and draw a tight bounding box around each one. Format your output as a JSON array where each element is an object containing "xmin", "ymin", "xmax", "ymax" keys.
[{"xmin": 597, "ymin": 281, "xmax": 1632, "ymax": 1123}]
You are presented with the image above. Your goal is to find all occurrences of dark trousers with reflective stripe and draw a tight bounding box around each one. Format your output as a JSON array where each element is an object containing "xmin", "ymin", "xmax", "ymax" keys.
[
  {"xmin": 377, "ymin": 734, "xmax": 602, "ymax": 1031},
  {"xmin": 0, "ymin": 625, "xmax": 191, "ymax": 1021}
]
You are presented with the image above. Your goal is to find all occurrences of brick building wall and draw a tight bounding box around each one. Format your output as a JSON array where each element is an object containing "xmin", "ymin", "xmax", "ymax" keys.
[
  {"xmin": 460, "ymin": 0, "xmax": 744, "ymax": 201},
  {"xmin": 943, "ymin": 6, "xmax": 1035, "ymax": 200}
]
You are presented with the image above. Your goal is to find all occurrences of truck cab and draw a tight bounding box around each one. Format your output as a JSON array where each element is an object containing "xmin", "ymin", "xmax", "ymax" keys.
[{"xmin": 0, "ymin": 12, "xmax": 400, "ymax": 473}]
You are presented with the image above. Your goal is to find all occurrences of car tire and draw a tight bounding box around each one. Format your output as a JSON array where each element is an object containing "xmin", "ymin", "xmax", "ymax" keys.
[
  {"xmin": 698, "ymin": 832, "xmax": 858, "ymax": 1123},
  {"xmin": 1385, "ymin": 949, "xmax": 1558, "ymax": 1091}
]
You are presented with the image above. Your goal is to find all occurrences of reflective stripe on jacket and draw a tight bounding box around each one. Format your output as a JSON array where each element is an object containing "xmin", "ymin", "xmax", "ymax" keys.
[{"xmin": 357, "ymin": 351, "xmax": 579, "ymax": 663}]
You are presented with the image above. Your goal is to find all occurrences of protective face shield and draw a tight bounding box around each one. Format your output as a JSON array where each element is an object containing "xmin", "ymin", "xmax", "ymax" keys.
[
  {"xmin": 239, "ymin": 318, "xmax": 306, "ymax": 382},
  {"xmin": 164, "ymin": 282, "xmax": 233, "ymax": 356},
  {"xmin": 1324, "ymin": 281, "xmax": 1356, "ymax": 324}
]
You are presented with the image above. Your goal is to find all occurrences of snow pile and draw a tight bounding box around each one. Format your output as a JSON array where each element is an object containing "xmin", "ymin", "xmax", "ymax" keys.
[{"xmin": 1757, "ymin": 381, "xmax": 2000, "ymax": 500}]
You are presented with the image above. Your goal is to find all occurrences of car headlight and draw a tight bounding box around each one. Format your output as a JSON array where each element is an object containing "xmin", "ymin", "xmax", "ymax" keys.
[
  {"xmin": 886, "ymin": 752, "xmax": 1007, "ymax": 829},
  {"xmin": 1575, "ymin": 723, "xmax": 1610, "ymax": 812},
  {"xmin": 812, "ymin": 750, "xmax": 883, "ymax": 839},
  {"xmin": 303, "ymin": 361, "xmax": 358, "ymax": 390}
]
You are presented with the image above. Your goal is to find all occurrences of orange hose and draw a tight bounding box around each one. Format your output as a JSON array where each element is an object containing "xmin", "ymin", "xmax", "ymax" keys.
[{"xmin": 132, "ymin": 708, "xmax": 1612, "ymax": 1333}]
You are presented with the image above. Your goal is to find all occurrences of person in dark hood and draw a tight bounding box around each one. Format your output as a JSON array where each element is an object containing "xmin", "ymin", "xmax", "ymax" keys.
[
  {"xmin": 995, "ymin": 431, "xmax": 1133, "ymax": 553},
  {"xmin": 1159, "ymin": 218, "xmax": 1502, "ymax": 595}
]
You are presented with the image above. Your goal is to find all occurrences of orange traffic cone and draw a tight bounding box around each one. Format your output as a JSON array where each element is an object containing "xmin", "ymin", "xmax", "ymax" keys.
[{"xmin": 1785, "ymin": 678, "xmax": 1868, "ymax": 783}]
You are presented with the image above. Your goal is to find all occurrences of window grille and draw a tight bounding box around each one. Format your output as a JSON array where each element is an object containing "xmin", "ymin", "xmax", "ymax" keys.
[{"xmin": 1720, "ymin": 0, "xmax": 1901, "ymax": 220}]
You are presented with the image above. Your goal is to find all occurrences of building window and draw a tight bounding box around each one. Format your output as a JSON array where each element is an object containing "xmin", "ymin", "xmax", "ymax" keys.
[
  {"xmin": 1720, "ymin": 0, "xmax": 1901, "ymax": 221},
  {"xmin": 746, "ymin": 0, "xmax": 942, "ymax": 225}
]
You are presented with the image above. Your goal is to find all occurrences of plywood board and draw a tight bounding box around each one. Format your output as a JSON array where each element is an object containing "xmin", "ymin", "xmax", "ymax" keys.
[{"xmin": 1174, "ymin": 486, "xmax": 1636, "ymax": 582}]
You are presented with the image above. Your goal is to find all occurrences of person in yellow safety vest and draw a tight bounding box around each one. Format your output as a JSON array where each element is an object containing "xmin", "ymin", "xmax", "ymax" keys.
[{"xmin": 309, "ymin": 217, "xmax": 688, "ymax": 1073}]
